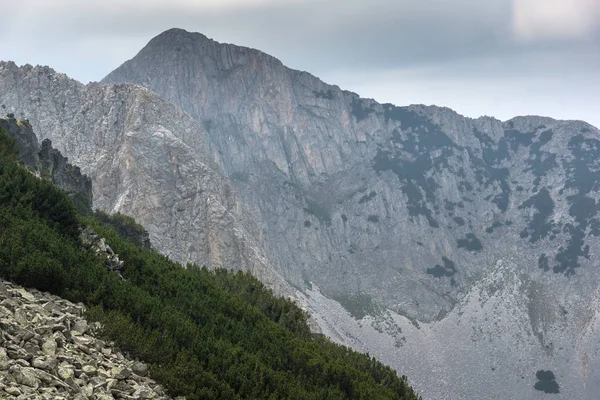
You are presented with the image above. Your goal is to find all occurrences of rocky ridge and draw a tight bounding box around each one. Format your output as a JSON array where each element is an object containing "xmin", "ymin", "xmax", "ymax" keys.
[
  {"xmin": 102, "ymin": 28, "xmax": 600, "ymax": 320},
  {"xmin": 0, "ymin": 279, "xmax": 171, "ymax": 399}
]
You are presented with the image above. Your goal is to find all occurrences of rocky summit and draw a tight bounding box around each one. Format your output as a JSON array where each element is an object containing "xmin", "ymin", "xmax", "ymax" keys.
[
  {"xmin": 0, "ymin": 279, "xmax": 170, "ymax": 399},
  {"xmin": 2, "ymin": 28, "xmax": 600, "ymax": 399}
]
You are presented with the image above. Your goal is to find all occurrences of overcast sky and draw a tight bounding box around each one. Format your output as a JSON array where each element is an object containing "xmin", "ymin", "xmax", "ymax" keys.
[{"xmin": 2, "ymin": 0, "xmax": 599, "ymax": 127}]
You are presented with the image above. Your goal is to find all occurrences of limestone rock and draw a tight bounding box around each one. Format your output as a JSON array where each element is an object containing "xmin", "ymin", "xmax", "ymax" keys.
[
  {"xmin": 41, "ymin": 337, "xmax": 57, "ymax": 356},
  {"xmin": 131, "ymin": 362, "xmax": 148, "ymax": 377},
  {"xmin": 101, "ymin": 28, "xmax": 600, "ymax": 400}
]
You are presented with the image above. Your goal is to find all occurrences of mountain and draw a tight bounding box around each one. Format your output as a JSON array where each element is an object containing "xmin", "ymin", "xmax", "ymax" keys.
[
  {"xmin": 2, "ymin": 27, "xmax": 600, "ymax": 398},
  {"xmin": 101, "ymin": 28, "xmax": 600, "ymax": 399}
]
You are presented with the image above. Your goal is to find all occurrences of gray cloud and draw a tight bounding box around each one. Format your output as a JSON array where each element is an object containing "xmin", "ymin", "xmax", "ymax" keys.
[
  {"xmin": 5, "ymin": 0, "xmax": 597, "ymax": 78},
  {"xmin": 512, "ymin": 0, "xmax": 600, "ymax": 42},
  {"xmin": 2, "ymin": 0, "xmax": 599, "ymax": 126},
  {"xmin": 324, "ymin": 49, "xmax": 600, "ymax": 127}
]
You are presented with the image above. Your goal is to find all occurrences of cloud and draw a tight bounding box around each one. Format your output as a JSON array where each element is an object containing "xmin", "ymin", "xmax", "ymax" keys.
[
  {"xmin": 20, "ymin": 0, "xmax": 295, "ymax": 13},
  {"xmin": 4, "ymin": 0, "xmax": 512, "ymax": 79},
  {"xmin": 3, "ymin": 0, "xmax": 598, "ymax": 85},
  {"xmin": 2, "ymin": 0, "xmax": 599, "ymax": 129},
  {"xmin": 512, "ymin": 0, "xmax": 600, "ymax": 41}
]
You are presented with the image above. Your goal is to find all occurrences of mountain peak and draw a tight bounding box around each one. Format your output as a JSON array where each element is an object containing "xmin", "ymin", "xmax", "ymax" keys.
[
  {"xmin": 150, "ymin": 27, "xmax": 211, "ymax": 45},
  {"xmin": 102, "ymin": 27, "xmax": 284, "ymax": 95}
]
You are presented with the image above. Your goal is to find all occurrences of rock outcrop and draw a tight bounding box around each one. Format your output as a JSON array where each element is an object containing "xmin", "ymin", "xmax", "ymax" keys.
[
  {"xmin": 0, "ymin": 279, "xmax": 170, "ymax": 399},
  {"xmin": 80, "ymin": 227, "xmax": 125, "ymax": 279},
  {"xmin": 0, "ymin": 114, "xmax": 93, "ymax": 213}
]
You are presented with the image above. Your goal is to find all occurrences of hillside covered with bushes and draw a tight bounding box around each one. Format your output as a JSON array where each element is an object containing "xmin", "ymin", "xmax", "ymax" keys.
[{"xmin": 0, "ymin": 121, "xmax": 421, "ymax": 399}]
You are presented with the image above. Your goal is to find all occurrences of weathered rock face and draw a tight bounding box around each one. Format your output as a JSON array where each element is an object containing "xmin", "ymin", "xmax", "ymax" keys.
[
  {"xmin": 0, "ymin": 114, "xmax": 93, "ymax": 212},
  {"xmin": 100, "ymin": 29, "xmax": 600, "ymax": 399},
  {"xmin": 0, "ymin": 61, "xmax": 292, "ymax": 297},
  {"xmin": 102, "ymin": 28, "xmax": 600, "ymax": 315},
  {"xmin": 0, "ymin": 279, "xmax": 170, "ymax": 399},
  {"xmin": 0, "ymin": 114, "xmax": 40, "ymax": 170}
]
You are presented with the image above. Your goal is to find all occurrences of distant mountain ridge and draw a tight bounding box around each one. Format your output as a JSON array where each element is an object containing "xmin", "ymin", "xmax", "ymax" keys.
[{"xmin": 2, "ymin": 28, "xmax": 600, "ymax": 399}]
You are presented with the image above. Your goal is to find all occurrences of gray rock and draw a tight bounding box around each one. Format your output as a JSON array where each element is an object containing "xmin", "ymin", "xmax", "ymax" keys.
[
  {"xmin": 131, "ymin": 362, "xmax": 148, "ymax": 377},
  {"xmin": 12, "ymin": 367, "xmax": 40, "ymax": 388},
  {"xmin": 116, "ymin": 367, "xmax": 132, "ymax": 380},
  {"xmin": 72, "ymin": 320, "xmax": 88, "ymax": 335},
  {"xmin": 82, "ymin": 365, "xmax": 97, "ymax": 376},
  {"xmin": 4, "ymin": 386, "xmax": 21, "ymax": 396},
  {"xmin": 31, "ymin": 357, "xmax": 50, "ymax": 371},
  {"xmin": 41, "ymin": 337, "xmax": 57, "ymax": 356},
  {"xmin": 57, "ymin": 365, "xmax": 74, "ymax": 381},
  {"xmin": 81, "ymin": 383, "xmax": 93, "ymax": 397},
  {"xmin": 7, "ymin": 346, "xmax": 30, "ymax": 360},
  {"xmin": 14, "ymin": 308, "xmax": 28, "ymax": 326}
]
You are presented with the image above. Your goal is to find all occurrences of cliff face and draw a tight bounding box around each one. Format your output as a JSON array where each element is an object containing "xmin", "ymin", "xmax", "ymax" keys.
[
  {"xmin": 0, "ymin": 61, "xmax": 292, "ymax": 297},
  {"xmin": 103, "ymin": 28, "xmax": 600, "ymax": 318},
  {"xmin": 2, "ymin": 28, "xmax": 600, "ymax": 399},
  {"xmin": 0, "ymin": 114, "xmax": 93, "ymax": 213}
]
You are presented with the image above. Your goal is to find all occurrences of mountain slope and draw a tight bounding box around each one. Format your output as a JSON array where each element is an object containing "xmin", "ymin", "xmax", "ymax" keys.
[
  {"xmin": 0, "ymin": 114, "xmax": 92, "ymax": 213},
  {"xmin": 100, "ymin": 28, "xmax": 600, "ymax": 399},
  {"xmin": 0, "ymin": 119, "xmax": 421, "ymax": 399},
  {"xmin": 103, "ymin": 28, "xmax": 600, "ymax": 317}
]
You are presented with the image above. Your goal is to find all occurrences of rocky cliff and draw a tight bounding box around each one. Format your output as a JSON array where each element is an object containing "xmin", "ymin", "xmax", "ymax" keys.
[
  {"xmin": 2, "ymin": 28, "xmax": 600, "ymax": 399},
  {"xmin": 103, "ymin": 28, "xmax": 600, "ymax": 315},
  {"xmin": 0, "ymin": 62, "xmax": 292, "ymax": 297}
]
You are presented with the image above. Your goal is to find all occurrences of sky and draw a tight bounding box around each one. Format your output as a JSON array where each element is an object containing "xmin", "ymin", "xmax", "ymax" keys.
[{"xmin": 1, "ymin": 0, "xmax": 599, "ymax": 127}]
